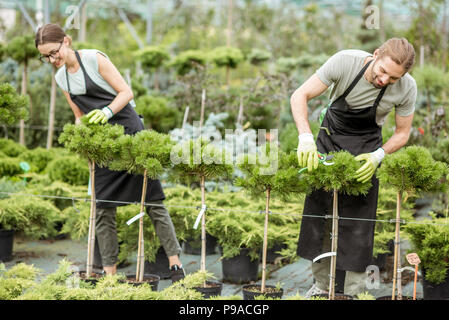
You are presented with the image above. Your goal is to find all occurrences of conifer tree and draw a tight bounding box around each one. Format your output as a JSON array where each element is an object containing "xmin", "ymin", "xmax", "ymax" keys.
[
  {"xmin": 0, "ymin": 83, "xmax": 29, "ymax": 126},
  {"xmin": 377, "ymin": 146, "xmax": 448, "ymax": 300},
  {"xmin": 58, "ymin": 117, "xmax": 125, "ymax": 277}
]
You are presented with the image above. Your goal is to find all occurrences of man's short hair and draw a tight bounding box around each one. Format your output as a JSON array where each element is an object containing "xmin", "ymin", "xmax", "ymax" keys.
[{"xmin": 377, "ymin": 38, "xmax": 415, "ymax": 73}]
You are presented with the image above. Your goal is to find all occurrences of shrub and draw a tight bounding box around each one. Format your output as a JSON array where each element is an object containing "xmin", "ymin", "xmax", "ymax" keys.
[
  {"xmin": 0, "ymin": 157, "xmax": 23, "ymax": 176},
  {"xmin": 20, "ymin": 147, "xmax": 55, "ymax": 173},
  {"xmin": 0, "ymin": 138, "xmax": 27, "ymax": 157},
  {"xmin": 46, "ymin": 156, "xmax": 89, "ymax": 186}
]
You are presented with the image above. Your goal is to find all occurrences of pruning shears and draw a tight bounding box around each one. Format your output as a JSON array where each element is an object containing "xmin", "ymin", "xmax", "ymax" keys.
[{"xmin": 298, "ymin": 152, "xmax": 334, "ymax": 175}]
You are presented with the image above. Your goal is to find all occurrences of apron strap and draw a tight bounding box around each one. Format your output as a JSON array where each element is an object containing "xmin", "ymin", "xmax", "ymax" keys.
[
  {"xmin": 65, "ymin": 68, "xmax": 71, "ymax": 94},
  {"xmin": 341, "ymin": 59, "xmax": 373, "ymax": 99},
  {"xmin": 64, "ymin": 50, "xmax": 87, "ymax": 95}
]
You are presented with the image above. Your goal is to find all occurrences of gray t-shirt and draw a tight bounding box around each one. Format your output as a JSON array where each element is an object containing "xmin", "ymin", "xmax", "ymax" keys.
[
  {"xmin": 315, "ymin": 49, "xmax": 416, "ymax": 126},
  {"xmin": 55, "ymin": 49, "xmax": 136, "ymax": 107}
]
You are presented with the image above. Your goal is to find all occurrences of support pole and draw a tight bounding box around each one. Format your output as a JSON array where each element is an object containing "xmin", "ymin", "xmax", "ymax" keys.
[
  {"xmin": 392, "ymin": 191, "xmax": 402, "ymax": 300},
  {"xmin": 261, "ymin": 188, "xmax": 271, "ymax": 293},
  {"xmin": 86, "ymin": 160, "xmax": 96, "ymax": 277},
  {"xmin": 328, "ymin": 189, "xmax": 339, "ymax": 300},
  {"xmin": 136, "ymin": 171, "xmax": 148, "ymax": 282}
]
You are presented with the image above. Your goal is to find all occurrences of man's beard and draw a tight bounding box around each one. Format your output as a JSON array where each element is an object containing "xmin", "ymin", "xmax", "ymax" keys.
[{"xmin": 369, "ymin": 61, "xmax": 387, "ymax": 89}]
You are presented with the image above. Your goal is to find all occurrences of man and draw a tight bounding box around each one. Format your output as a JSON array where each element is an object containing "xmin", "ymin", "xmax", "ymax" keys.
[{"xmin": 290, "ymin": 38, "xmax": 416, "ymax": 296}]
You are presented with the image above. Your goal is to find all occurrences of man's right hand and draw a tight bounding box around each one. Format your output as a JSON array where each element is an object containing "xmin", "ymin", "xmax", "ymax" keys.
[{"xmin": 297, "ymin": 133, "xmax": 319, "ymax": 172}]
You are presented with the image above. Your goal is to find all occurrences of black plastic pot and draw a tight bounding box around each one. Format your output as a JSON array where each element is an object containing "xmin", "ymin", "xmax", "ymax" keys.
[
  {"xmin": 376, "ymin": 295, "xmax": 414, "ymax": 300},
  {"xmin": 242, "ymin": 284, "xmax": 283, "ymax": 300},
  {"xmin": 0, "ymin": 229, "xmax": 14, "ymax": 262},
  {"xmin": 371, "ymin": 253, "xmax": 387, "ymax": 271},
  {"xmin": 260, "ymin": 243, "xmax": 287, "ymax": 264},
  {"xmin": 193, "ymin": 280, "xmax": 223, "ymax": 299},
  {"xmin": 311, "ymin": 293, "xmax": 353, "ymax": 300},
  {"xmin": 144, "ymin": 246, "xmax": 171, "ymax": 279},
  {"xmin": 422, "ymin": 268, "xmax": 449, "ymax": 300},
  {"xmin": 220, "ymin": 247, "xmax": 259, "ymax": 284},
  {"xmin": 183, "ymin": 233, "xmax": 218, "ymax": 255},
  {"xmin": 123, "ymin": 273, "xmax": 160, "ymax": 291},
  {"xmin": 72, "ymin": 270, "xmax": 104, "ymax": 286}
]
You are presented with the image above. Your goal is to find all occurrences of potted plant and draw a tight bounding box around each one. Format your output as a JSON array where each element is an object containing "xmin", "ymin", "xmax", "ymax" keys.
[
  {"xmin": 303, "ymin": 150, "xmax": 372, "ymax": 300},
  {"xmin": 58, "ymin": 117, "xmax": 125, "ymax": 280},
  {"xmin": 235, "ymin": 144, "xmax": 309, "ymax": 299},
  {"xmin": 109, "ymin": 129, "xmax": 173, "ymax": 284},
  {"xmin": 404, "ymin": 217, "xmax": 449, "ymax": 300},
  {"xmin": 171, "ymin": 137, "xmax": 233, "ymax": 297},
  {"xmin": 377, "ymin": 145, "xmax": 448, "ymax": 300}
]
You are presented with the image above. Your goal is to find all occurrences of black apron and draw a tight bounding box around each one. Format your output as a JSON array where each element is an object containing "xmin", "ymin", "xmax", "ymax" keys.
[
  {"xmin": 65, "ymin": 50, "xmax": 165, "ymax": 208},
  {"xmin": 297, "ymin": 59, "xmax": 387, "ymax": 272}
]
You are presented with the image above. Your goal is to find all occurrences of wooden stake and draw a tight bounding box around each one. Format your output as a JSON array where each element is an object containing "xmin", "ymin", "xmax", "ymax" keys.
[
  {"xmin": 86, "ymin": 160, "xmax": 96, "ymax": 277},
  {"xmin": 136, "ymin": 170, "xmax": 148, "ymax": 282},
  {"xmin": 261, "ymin": 188, "xmax": 271, "ymax": 293},
  {"xmin": 392, "ymin": 191, "xmax": 402, "ymax": 300},
  {"xmin": 200, "ymin": 175, "xmax": 206, "ymax": 279},
  {"xmin": 329, "ymin": 189, "xmax": 339, "ymax": 300},
  {"xmin": 413, "ymin": 264, "xmax": 418, "ymax": 300}
]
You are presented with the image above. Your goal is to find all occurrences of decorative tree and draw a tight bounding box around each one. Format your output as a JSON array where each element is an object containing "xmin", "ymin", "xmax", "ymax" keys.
[
  {"xmin": 169, "ymin": 50, "xmax": 208, "ymax": 76},
  {"xmin": 209, "ymin": 46, "xmax": 244, "ymax": 87},
  {"xmin": 134, "ymin": 46, "xmax": 170, "ymax": 91},
  {"xmin": 109, "ymin": 129, "xmax": 173, "ymax": 282},
  {"xmin": 6, "ymin": 35, "xmax": 38, "ymax": 145},
  {"xmin": 0, "ymin": 83, "xmax": 29, "ymax": 126},
  {"xmin": 247, "ymin": 48, "xmax": 272, "ymax": 67},
  {"xmin": 58, "ymin": 117, "xmax": 125, "ymax": 278},
  {"xmin": 171, "ymin": 137, "xmax": 233, "ymax": 288},
  {"xmin": 235, "ymin": 143, "xmax": 310, "ymax": 297},
  {"xmin": 134, "ymin": 95, "xmax": 179, "ymax": 133},
  {"xmin": 303, "ymin": 150, "xmax": 372, "ymax": 299},
  {"xmin": 377, "ymin": 146, "xmax": 448, "ymax": 300}
]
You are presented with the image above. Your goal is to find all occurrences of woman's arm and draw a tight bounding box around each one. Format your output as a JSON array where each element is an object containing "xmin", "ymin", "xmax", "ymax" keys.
[
  {"xmin": 62, "ymin": 89, "xmax": 84, "ymax": 123},
  {"xmin": 96, "ymin": 52, "xmax": 133, "ymax": 115}
]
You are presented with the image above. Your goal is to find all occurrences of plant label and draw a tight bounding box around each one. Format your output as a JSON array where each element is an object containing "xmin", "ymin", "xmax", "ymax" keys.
[{"xmin": 406, "ymin": 253, "xmax": 421, "ymax": 265}]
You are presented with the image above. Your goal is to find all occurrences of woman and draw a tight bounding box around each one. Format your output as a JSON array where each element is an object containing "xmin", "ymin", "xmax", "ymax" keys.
[{"xmin": 35, "ymin": 23, "xmax": 185, "ymax": 281}]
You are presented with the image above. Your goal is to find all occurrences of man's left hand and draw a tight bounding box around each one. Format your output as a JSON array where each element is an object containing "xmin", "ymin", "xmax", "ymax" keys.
[{"xmin": 354, "ymin": 148, "xmax": 385, "ymax": 183}]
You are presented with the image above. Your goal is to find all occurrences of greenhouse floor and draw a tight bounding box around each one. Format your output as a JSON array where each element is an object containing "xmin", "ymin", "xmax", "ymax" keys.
[{"xmin": 3, "ymin": 235, "xmax": 423, "ymax": 299}]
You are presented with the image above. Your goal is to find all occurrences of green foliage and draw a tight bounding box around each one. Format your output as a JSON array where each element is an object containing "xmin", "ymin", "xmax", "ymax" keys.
[
  {"xmin": 210, "ymin": 46, "xmax": 244, "ymax": 69},
  {"xmin": 60, "ymin": 201, "xmax": 90, "ymax": 240},
  {"xmin": 135, "ymin": 95, "xmax": 179, "ymax": 133},
  {"xmin": 58, "ymin": 117, "xmax": 125, "ymax": 167},
  {"xmin": 304, "ymin": 151, "xmax": 371, "ymax": 195},
  {"xmin": 0, "ymin": 138, "xmax": 27, "ymax": 157},
  {"xmin": 0, "ymin": 177, "xmax": 27, "ymax": 199},
  {"xmin": 356, "ymin": 292, "xmax": 376, "ymax": 300},
  {"xmin": 377, "ymin": 146, "xmax": 448, "ymax": 195},
  {"xmin": 0, "ymin": 195, "xmax": 60, "ymax": 239},
  {"xmin": 431, "ymin": 137, "xmax": 449, "ymax": 165},
  {"xmin": 0, "ymin": 263, "xmax": 40, "ymax": 300},
  {"xmin": 235, "ymin": 145, "xmax": 310, "ymax": 201},
  {"xmin": 169, "ymin": 50, "xmax": 208, "ymax": 76},
  {"xmin": 413, "ymin": 64, "xmax": 449, "ymax": 102},
  {"xmin": 19, "ymin": 147, "xmax": 55, "ymax": 173},
  {"xmin": 46, "ymin": 156, "xmax": 89, "ymax": 186},
  {"xmin": 171, "ymin": 138, "xmax": 234, "ymax": 183},
  {"xmin": 0, "ymin": 157, "xmax": 23, "ymax": 176},
  {"xmin": 275, "ymin": 57, "xmax": 300, "ymax": 75},
  {"xmin": 0, "ymin": 83, "xmax": 28, "ymax": 125},
  {"xmin": 110, "ymin": 130, "xmax": 173, "ymax": 178},
  {"xmin": 135, "ymin": 46, "xmax": 170, "ymax": 70},
  {"xmin": 6, "ymin": 35, "xmax": 38, "ymax": 64},
  {"xmin": 405, "ymin": 219, "xmax": 449, "ymax": 285},
  {"xmin": 247, "ymin": 48, "xmax": 272, "ymax": 66}
]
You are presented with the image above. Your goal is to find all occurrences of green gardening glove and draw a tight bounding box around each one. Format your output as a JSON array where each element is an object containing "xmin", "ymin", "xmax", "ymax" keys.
[
  {"xmin": 85, "ymin": 107, "xmax": 113, "ymax": 124},
  {"xmin": 297, "ymin": 133, "xmax": 319, "ymax": 172},
  {"xmin": 354, "ymin": 148, "xmax": 385, "ymax": 183}
]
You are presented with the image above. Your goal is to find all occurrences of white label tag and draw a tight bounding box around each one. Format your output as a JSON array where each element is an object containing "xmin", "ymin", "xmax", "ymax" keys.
[
  {"xmin": 193, "ymin": 205, "xmax": 207, "ymax": 230},
  {"xmin": 126, "ymin": 212, "xmax": 145, "ymax": 225},
  {"xmin": 312, "ymin": 251, "xmax": 337, "ymax": 263}
]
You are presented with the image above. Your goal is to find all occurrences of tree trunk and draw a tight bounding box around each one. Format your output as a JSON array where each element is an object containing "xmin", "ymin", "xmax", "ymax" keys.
[
  {"xmin": 261, "ymin": 188, "xmax": 271, "ymax": 293},
  {"xmin": 86, "ymin": 160, "xmax": 97, "ymax": 277},
  {"xmin": 46, "ymin": 66, "xmax": 57, "ymax": 149},
  {"xmin": 136, "ymin": 170, "xmax": 148, "ymax": 282},
  {"xmin": 329, "ymin": 189, "xmax": 339, "ymax": 300}
]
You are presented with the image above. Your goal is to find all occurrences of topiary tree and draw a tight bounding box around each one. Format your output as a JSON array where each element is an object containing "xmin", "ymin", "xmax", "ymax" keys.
[
  {"xmin": 134, "ymin": 95, "xmax": 179, "ymax": 133},
  {"xmin": 58, "ymin": 117, "xmax": 125, "ymax": 277},
  {"xmin": 247, "ymin": 48, "xmax": 272, "ymax": 67},
  {"xmin": 377, "ymin": 145, "xmax": 448, "ymax": 300},
  {"xmin": 0, "ymin": 83, "xmax": 29, "ymax": 127},
  {"xmin": 302, "ymin": 150, "xmax": 372, "ymax": 299},
  {"xmin": 134, "ymin": 46, "xmax": 170, "ymax": 91},
  {"xmin": 171, "ymin": 137, "xmax": 233, "ymax": 288},
  {"xmin": 235, "ymin": 143, "xmax": 310, "ymax": 295},
  {"xmin": 109, "ymin": 129, "xmax": 173, "ymax": 282},
  {"xmin": 169, "ymin": 50, "xmax": 208, "ymax": 76},
  {"xmin": 6, "ymin": 35, "xmax": 38, "ymax": 145},
  {"xmin": 209, "ymin": 46, "xmax": 244, "ymax": 86}
]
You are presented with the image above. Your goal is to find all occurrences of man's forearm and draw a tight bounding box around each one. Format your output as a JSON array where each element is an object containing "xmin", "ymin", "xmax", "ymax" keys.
[
  {"xmin": 290, "ymin": 89, "xmax": 312, "ymax": 135},
  {"xmin": 382, "ymin": 129, "xmax": 410, "ymax": 154}
]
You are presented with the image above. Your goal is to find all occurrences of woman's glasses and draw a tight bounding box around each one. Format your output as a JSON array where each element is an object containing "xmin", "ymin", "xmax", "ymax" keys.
[{"xmin": 39, "ymin": 41, "xmax": 63, "ymax": 63}]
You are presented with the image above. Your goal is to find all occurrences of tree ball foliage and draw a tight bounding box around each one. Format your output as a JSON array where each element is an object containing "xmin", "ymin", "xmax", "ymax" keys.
[
  {"xmin": 6, "ymin": 35, "xmax": 38, "ymax": 63},
  {"xmin": 135, "ymin": 46, "xmax": 170, "ymax": 70},
  {"xmin": 377, "ymin": 146, "xmax": 448, "ymax": 195},
  {"xmin": 210, "ymin": 46, "xmax": 244, "ymax": 69},
  {"xmin": 0, "ymin": 83, "xmax": 29, "ymax": 125},
  {"xmin": 58, "ymin": 116, "xmax": 125, "ymax": 167},
  {"xmin": 47, "ymin": 156, "xmax": 89, "ymax": 186},
  {"xmin": 247, "ymin": 48, "xmax": 272, "ymax": 66},
  {"xmin": 135, "ymin": 95, "xmax": 180, "ymax": 133},
  {"xmin": 169, "ymin": 50, "xmax": 208, "ymax": 76}
]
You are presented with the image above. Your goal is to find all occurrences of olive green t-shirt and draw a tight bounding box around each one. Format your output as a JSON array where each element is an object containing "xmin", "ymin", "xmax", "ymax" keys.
[{"xmin": 315, "ymin": 49, "xmax": 417, "ymax": 126}]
